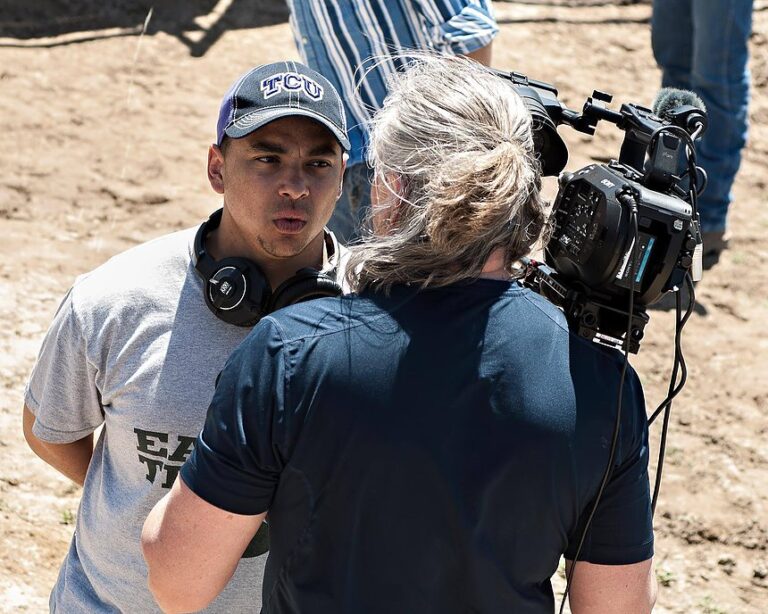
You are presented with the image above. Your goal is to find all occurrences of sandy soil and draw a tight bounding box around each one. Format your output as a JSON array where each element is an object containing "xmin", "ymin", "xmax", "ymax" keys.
[{"xmin": 1, "ymin": 1, "xmax": 766, "ymax": 612}]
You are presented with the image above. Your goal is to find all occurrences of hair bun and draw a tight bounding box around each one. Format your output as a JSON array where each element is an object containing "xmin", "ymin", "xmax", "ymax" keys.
[{"xmin": 346, "ymin": 54, "xmax": 547, "ymax": 293}]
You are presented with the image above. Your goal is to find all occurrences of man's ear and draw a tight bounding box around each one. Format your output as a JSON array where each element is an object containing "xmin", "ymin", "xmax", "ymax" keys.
[
  {"xmin": 207, "ymin": 144, "xmax": 225, "ymax": 195},
  {"xmin": 337, "ymin": 153, "xmax": 348, "ymax": 199}
]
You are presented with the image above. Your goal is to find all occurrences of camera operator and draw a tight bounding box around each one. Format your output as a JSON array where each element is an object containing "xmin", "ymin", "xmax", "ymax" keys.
[{"xmin": 142, "ymin": 55, "xmax": 657, "ymax": 614}]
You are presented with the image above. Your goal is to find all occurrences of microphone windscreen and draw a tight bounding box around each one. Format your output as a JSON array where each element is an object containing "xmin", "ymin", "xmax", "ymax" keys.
[{"xmin": 652, "ymin": 88, "xmax": 706, "ymax": 120}]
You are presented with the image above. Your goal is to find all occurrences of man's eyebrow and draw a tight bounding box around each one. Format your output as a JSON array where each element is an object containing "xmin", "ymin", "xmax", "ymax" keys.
[
  {"xmin": 308, "ymin": 143, "xmax": 340, "ymax": 157},
  {"xmin": 249, "ymin": 141, "xmax": 287, "ymax": 154},
  {"xmin": 248, "ymin": 140, "xmax": 340, "ymax": 157}
]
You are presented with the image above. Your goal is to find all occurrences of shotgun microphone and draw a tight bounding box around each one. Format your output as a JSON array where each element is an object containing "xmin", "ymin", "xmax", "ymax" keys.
[{"xmin": 652, "ymin": 88, "xmax": 707, "ymax": 136}]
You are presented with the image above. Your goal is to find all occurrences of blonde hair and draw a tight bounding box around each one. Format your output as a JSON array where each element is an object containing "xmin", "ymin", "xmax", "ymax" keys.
[{"xmin": 346, "ymin": 54, "xmax": 548, "ymax": 293}]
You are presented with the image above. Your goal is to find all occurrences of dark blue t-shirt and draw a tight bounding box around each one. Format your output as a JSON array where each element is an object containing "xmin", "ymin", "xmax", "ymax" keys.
[{"xmin": 182, "ymin": 280, "xmax": 653, "ymax": 613}]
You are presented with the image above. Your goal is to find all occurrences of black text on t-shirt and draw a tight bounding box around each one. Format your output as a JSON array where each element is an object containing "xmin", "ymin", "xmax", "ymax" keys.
[{"xmin": 134, "ymin": 428, "xmax": 196, "ymax": 488}]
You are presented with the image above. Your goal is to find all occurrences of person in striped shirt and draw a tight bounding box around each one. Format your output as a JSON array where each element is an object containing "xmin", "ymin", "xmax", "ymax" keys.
[{"xmin": 287, "ymin": 0, "xmax": 499, "ymax": 243}]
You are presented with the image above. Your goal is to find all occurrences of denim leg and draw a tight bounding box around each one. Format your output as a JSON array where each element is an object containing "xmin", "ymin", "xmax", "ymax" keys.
[
  {"xmin": 327, "ymin": 163, "xmax": 372, "ymax": 244},
  {"xmin": 690, "ymin": 0, "xmax": 752, "ymax": 232},
  {"xmin": 652, "ymin": 0, "xmax": 694, "ymax": 90}
]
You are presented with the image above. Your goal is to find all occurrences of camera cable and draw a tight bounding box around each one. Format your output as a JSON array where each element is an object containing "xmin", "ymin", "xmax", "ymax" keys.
[{"xmin": 648, "ymin": 273, "xmax": 695, "ymax": 516}]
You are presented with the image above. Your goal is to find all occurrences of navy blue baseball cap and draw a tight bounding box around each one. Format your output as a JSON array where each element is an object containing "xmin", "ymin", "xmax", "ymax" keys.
[{"xmin": 216, "ymin": 61, "xmax": 350, "ymax": 151}]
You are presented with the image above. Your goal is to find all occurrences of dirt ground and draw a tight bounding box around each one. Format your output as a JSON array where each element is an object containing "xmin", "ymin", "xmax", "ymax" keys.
[{"xmin": 0, "ymin": 1, "xmax": 766, "ymax": 612}]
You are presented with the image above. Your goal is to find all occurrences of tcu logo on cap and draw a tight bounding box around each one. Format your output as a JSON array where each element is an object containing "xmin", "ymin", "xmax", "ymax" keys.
[{"xmin": 261, "ymin": 72, "xmax": 324, "ymax": 101}]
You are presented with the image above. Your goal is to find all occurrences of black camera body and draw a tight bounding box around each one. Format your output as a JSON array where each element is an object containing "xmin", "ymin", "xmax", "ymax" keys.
[
  {"xmin": 494, "ymin": 71, "xmax": 706, "ymax": 352},
  {"xmin": 543, "ymin": 163, "xmax": 698, "ymax": 352},
  {"xmin": 551, "ymin": 163, "xmax": 695, "ymax": 302}
]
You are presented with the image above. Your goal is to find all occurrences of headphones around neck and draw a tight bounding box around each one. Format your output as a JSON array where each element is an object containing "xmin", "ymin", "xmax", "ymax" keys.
[{"xmin": 193, "ymin": 208, "xmax": 344, "ymax": 327}]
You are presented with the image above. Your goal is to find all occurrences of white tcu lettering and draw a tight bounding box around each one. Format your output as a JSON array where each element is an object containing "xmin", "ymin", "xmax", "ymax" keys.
[{"xmin": 260, "ymin": 72, "xmax": 324, "ymax": 101}]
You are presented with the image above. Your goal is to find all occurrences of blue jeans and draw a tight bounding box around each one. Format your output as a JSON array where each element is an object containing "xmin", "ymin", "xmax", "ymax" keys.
[
  {"xmin": 327, "ymin": 163, "xmax": 372, "ymax": 244},
  {"xmin": 652, "ymin": 0, "xmax": 752, "ymax": 233}
]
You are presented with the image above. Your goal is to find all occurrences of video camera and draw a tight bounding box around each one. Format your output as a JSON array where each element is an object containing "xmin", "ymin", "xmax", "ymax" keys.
[{"xmin": 497, "ymin": 71, "xmax": 708, "ymax": 353}]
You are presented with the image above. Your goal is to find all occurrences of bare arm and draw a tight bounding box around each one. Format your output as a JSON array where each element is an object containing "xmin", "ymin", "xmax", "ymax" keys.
[
  {"xmin": 464, "ymin": 42, "xmax": 493, "ymax": 66},
  {"xmin": 566, "ymin": 558, "xmax": 657, "ymax": 614},
  {"xmin": 142, "ymin": 475, "xmax": 265, "ymax": 614},
  {"xmin": 23, "ymin": 404, "xmax": 93, "ymax": 487}
]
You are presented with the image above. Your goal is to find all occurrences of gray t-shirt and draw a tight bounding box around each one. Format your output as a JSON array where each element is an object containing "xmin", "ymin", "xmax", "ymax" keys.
[{"xmin": 25, "ymin": 226, "xmax": 345, "ymax": 613}]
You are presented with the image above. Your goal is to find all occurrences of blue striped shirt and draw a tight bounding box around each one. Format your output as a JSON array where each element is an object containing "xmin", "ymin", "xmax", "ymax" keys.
[{"xmin": 287, "ymin": 0, "xmax": 499, "ymax": 166}]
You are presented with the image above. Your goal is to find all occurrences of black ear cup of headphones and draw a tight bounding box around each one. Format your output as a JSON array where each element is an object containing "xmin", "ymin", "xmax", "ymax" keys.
[
  {"xmin": 194, "ymin": 209, "xmax": 343, "ymax": 327},
  {"xmin": 201, "ymin": 256, "xmax": 272, "ymax": 327}
]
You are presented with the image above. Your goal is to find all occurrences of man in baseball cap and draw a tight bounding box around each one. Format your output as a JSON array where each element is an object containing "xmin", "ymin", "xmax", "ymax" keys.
[
  {"xmin": 206, "ymin": 61, "xmax": 350, "ymax": 281},
  {"xmin": 23, "ymin": 60, "xmax": 349, "ymax": 613}
]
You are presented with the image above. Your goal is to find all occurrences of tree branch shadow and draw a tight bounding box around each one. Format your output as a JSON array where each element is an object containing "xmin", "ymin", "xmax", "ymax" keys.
[{"xmin": 0, "ymin": 0, "xmax": 289, "ymax": 56}]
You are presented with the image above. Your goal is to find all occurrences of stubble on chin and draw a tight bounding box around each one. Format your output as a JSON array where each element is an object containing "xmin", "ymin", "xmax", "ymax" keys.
[{"xmin": 257, "ymin": 233, "xmax": 308, "ymax": 260}]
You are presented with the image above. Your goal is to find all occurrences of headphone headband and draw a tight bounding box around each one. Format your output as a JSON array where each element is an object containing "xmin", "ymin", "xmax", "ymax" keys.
[{"xmin": 193, "ymin": 208, "xmax": 223, "ymax": 279}]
